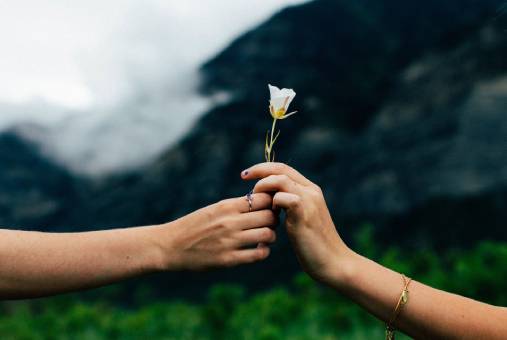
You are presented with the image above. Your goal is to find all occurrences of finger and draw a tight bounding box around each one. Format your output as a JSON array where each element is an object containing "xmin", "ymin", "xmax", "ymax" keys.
[
  {"xmin": 233, "ymin": 209, "xmax": 277, "ymax": 230},
  {"xmin": 273, "ymin": 191, "xmax": 302, "ymax": 212},
  {"xmin": 236, "ymin": 227, "xmax": 276, "ymax": 247},
  {"xmin": 253, "ymin": 174, "xmax": 301, "ymax": 195},
  {"xmin": 257, "ymin": 210, "xmax": 281, "ymax": 249},
  {"xmin": 241, "ymin": 162, "xmax": 313, "ymax": 186},
  {"xmin": 228, "ymin": 247, "xmax": 271, "ymax": 266},
  {"xmin": 234, "ymin": 192, "xmax": 273, "ymax": 214}
]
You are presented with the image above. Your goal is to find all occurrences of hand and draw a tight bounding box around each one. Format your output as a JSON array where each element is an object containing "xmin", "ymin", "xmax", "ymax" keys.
[
  {"xmin": 0, "ymin": 194, "xmax": 277, "ymax": 299},
  {"xmin": 242, "ymin": 163, "xmax": 351, "ymax": 284},
  {"xmin": 158, "ymin": 193, "xmax": 278, "ymax": 271}
]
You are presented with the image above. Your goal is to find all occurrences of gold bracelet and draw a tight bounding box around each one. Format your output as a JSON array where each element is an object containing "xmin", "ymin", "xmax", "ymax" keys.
[{"xmin": 385, "ymin": 274, "xmax": 412, "ymax": 340}]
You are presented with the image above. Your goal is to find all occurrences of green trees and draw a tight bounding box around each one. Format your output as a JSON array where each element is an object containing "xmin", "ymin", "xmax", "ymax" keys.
[{"xmin": 1, "ymin": 238, "xmax": 506, "ymax": 339}]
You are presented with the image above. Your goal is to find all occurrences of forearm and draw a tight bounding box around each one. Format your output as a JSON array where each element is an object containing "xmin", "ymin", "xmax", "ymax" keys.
[
  {"xmin": 0, "ymin": 225, "xmax": 168, "ymax": 299},
  {"xmin": 0, "ymin": 193, "xmax": 277, "ymax": 300},
  {"xmin": 328, "ymin": 250, "xmax": 507, "ymax": 339}
]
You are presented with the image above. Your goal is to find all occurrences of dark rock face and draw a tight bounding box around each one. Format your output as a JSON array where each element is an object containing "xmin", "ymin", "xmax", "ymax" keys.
[
  {"xmin": 0, "ymin": 131, "xmax": 80, "ymax": 230},
  {"xmin": 0, "ymin": 0, "xmax": 505, "ymax": 295},
  {"xmin": 201, "ymin": 0, "xmax": 504, "ymax": 130},
  {"xmin": 329, "ymin": 25, "xmax": 507, "ymax": 246}
]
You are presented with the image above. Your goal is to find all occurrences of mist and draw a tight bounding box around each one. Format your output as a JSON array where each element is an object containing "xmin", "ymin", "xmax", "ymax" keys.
[{"xmin": 0, "ymin": 0, "xmax": 307, "ymax": 175}]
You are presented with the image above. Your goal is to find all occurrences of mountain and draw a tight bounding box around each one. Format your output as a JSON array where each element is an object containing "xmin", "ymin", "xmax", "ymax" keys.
[
  {"xmin": 201, "ymin": 0, "xmax": 504, "ymax": 131},
  {"xmin": 0, "ymin": 129, "xmax": 81, "ymax": 230},
  {"xmin": 0, "ymin": 0, "xmax": 505, "ymax": 297}
]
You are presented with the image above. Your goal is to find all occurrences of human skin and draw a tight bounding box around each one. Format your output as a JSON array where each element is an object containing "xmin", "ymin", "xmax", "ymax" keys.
[
  {"xmin": 243, "ymin": 162, "xmax": 507, "ymax": 340},
  {"xmin": 0, "ymin": 193, "xmax": 277, "ymax": 300}
]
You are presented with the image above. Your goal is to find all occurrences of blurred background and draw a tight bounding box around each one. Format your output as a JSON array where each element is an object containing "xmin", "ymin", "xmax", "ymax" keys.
[{"xmin": 0, "ymin": 0, "xmax": 506, "ymax": 338}]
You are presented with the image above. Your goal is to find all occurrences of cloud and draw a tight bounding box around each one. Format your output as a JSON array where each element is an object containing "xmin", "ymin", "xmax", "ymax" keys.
[{"xmin": 0, "ymin": 0, "xmax": 308, "ymax": 175}]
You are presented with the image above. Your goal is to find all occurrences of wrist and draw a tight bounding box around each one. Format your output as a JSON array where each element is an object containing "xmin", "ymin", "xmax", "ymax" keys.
[
  {"xmin": 321, "ymin": 246, "xmax": 361, "ymax": 289},
  {"xmin": 144, "ymin": 221, "xmax": 181, "ymax": 272}
]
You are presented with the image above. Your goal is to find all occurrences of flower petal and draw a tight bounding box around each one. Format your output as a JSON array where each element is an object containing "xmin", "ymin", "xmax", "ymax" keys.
[
  {"xmin": 268, "ymin": 84, "xmax": 281, "ymax": 99},
  {"xmin": 280, "ymin": 89, "xmax": 296, "ymax": 110},
  {"xmin": 269, "ymin": 96, "xmax": 288, "ymax": 111},
  {"xmin": 278, "ymin": 111, "xmax": 297, "ymax": 119}
]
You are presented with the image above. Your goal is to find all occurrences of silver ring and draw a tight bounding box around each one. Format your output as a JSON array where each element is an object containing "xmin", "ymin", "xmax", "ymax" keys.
[{"xmin": 246, "ymin": 191, "xmax": 253, "ymax": 212}]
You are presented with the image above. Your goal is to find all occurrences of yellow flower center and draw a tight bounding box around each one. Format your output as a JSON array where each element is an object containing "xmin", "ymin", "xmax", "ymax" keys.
[{"xmin": 274, "ymin": 108, "xmax": 286, "ymax": 118}]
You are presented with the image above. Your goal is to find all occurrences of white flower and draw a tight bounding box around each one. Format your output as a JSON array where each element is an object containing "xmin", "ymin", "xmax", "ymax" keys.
[{"xmin": 268, "ymin": 84, "xmax": 297, "ymax": 119}]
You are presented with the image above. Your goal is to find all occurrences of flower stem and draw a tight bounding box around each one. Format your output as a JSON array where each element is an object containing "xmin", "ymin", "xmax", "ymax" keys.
[
  {"xmin": 270, "ymin": 118, "xmax": 277, "ymax": 149},
  {"xmin": 267, "ymin": 118, "xmax": 277, "ymax": 162}
]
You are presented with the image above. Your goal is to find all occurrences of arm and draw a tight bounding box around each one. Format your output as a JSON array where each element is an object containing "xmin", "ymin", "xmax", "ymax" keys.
[
  {"xmin": 243, "ymin": 163, "xmax": 507, "ymax": 340},
  {"xmin": 0, "ymin": 193, "xmax": 277, "ymax": 300}
]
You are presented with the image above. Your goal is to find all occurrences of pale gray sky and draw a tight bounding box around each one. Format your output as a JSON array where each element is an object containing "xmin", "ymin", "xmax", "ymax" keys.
[{"xmin": 0, "ymin": 0, "xmax": 308, "ymax": 174}]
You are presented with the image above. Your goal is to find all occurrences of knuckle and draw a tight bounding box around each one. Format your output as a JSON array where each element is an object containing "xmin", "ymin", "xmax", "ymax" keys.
[
  {"xmin": 273, "ymin": 192, "xmax": 283, "ymax": 203},
  {"xmin": 308, "ymin": 191, "xmax": 318, "ymax": 200},
  {"xmin": 253, "ymin": 180, "xmax": 265, "ymax": 192},
  {"xmin": 273, "ymin": 162, "xmax": 286, "ymax": 172},
  {"xmin": 276, "ymin": 174, "xmax": 289, "ymax": 184},
  {"xmin": 308, "ymin": 187, "xmax": 322, "ymax": 199},
  {"xmin": 216, "ymin": 199, "xmax": 230, "ymax": 212},
  {"xmin": 218, "ymin": 218, "xmax": 235, "ymax": 231},
  {"xmin": 291, "ymin": 196, "xmax": 302, "ymax": 208},
  {"xmin": 228, "ymin": 197, "xmax": 240, "ymax": 207},
  {"xmin": 202, "ymin": 208, "xmax": 215, "ymax": 223},
  {"xmin": 214, "ymin": 237, "xmax": 230, "ymax": 251}
]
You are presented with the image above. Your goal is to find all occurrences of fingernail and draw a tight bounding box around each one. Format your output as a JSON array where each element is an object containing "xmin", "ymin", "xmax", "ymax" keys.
[{"xmin": 242, "ymin": 170, "xmax": 249, "ymax": 176}]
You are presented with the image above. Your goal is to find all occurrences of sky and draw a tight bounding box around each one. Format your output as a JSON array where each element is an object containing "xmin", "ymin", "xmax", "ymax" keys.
[{"xmin": 0, "ymin": 0, "xmax": 308, "ymax": 174}]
